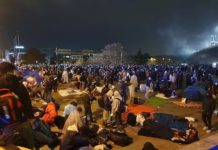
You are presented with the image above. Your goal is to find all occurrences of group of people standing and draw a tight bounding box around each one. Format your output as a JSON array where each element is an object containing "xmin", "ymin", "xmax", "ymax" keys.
[{"xmin": 0, "ymin": 62, "xmax": 218, "ymax": 150}]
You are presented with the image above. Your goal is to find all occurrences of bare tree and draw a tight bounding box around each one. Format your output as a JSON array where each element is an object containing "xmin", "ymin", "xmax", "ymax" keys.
[{"xmin": 102, "ymin": 43, "xmax": 127, "ymax": 64}]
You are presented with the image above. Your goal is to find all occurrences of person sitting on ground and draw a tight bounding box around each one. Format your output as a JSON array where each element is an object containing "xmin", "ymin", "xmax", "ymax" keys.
[
  {"xmin": 40, "ymin": 99, "xmax": 58, "ymax": 125},
  {"xmin": 61, "ymin": 124, "xmax": 92, "ymax": 150},
  {"xmin": 62, "ymin": 101, "xmax": 78, "ymax": 119},
  {"xmin": 32, "ymin": 113, "xmax": 60, "ymax": 149},
  {"xmin": 62, "ymin": 106, "xmax": 84, "ymax": 134},
  {"xmin": 83, "ymin": 88, "xmax": 94, "ymax": 124}
]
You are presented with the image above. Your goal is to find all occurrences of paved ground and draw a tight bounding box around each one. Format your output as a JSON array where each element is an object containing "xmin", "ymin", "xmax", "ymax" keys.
[
  {"xmin": 178, "ymin": 133, "xmax": 218, "ymax": 150},
  {"xmin": 37, "ymin": 83, "xmax": 218, "ymax": 150}
]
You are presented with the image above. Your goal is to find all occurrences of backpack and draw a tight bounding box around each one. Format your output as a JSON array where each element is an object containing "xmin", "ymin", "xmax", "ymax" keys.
[
  {"xmin": 0, "ymin": 88, "xmax": 24, "ymax": 129},
  {"xmin": 109, "ymin": 129, "xmax": 133, "ymax": 147},
  {"xmin": 127, "ymin": 113, "xmax": 136, "ymax": 126}
]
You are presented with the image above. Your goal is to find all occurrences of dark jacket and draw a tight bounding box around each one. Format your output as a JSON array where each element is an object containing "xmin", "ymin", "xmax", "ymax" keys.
[
  {"xmin": 142, "ymin": 119, "xmax": 174, "ymax": 140},
  {"xmin": 103, "ymin": 95, "xmax": 112, "ymax": 111},
  {"xmin": 0, "ymin": 74, "xmax": 33, "ymax": 119},
  {"xmin": 202, "ymin": 96, "xmax": 216, "ymax": 114}
]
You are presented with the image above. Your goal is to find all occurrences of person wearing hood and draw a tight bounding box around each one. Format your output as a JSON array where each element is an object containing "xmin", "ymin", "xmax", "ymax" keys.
[
  {"xmin": 40, "ymin": 99, "xmax": 58, "ymax": 125},
  {"xmin": 111, "ymin": 91, "xmax": 122, "ymax": 125}
]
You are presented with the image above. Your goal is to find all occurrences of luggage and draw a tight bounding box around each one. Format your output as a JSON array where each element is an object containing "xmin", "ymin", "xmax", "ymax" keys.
[
  {"xmin": 133, "ymin": 98, "xmax": 145, "ymax": 105},
  {"xmin": 127, "ymin": 113, "xmax": 136, "ymax": 126},
  {"xmin": 109, "ymin": 129, "xmax": 133, "ymax": 147},
  {"xmin": 54, "ymin": 116, "xmax": 66, "ymax": 129}
]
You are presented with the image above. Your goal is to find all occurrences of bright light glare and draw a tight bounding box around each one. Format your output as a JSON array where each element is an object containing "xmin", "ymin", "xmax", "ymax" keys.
[
  {"xmin": 15, "ymin": 46, "xmax": 24, "ymax": 49},
  {"xmin": 215, "ymin": 26, "xmax": 218, "ymax": 33},
  {"xmin": 212, "ymin": 62, "xmax": 217, "ymax": 68}
]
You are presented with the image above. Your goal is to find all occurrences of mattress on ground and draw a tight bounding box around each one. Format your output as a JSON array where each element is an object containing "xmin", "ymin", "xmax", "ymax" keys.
[
  {"xmin": 127, "ymin": 104, "xmax": 156, "ymax": 114},
  {"xmin": 122, "ymin": 104, "xmax": 156, "ymax": 123}
]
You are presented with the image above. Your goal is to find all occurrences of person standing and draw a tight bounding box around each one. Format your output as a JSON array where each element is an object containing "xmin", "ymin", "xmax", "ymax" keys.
[
  {"xmin": 128, "ymin": 72, "xmax": 138, "ymax": 104},
  {"xmin": 111, "ymin": 91, "xmax": 122, "ymax": 126},
  {"xmin": 82, "ymin": 88, "xmax": 93, "ymax": 124},
  {"xmin": 62, "ymin": 69, "xmax": 69, "ymax": 84},
  {"xmin": 43, "ymin": 76, "xmax": 53, "ymax": 102},
  {"xmin": 119, "ymin": 79, "xmax": 129, "ymax": 104},
  {"xmin": 202, "ymin": 86, "xmax": 216, "ymax": 133},
  {"xmin": 102, "ymin": 89, "xmax": 113, "ymax": 125}
]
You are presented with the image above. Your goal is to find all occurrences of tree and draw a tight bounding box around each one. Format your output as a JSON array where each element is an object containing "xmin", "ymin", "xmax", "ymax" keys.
[
  {"xmin": 135, "ymin": 49, "xmax": 150, "ymax": 65},
  {"xmin": 83, "ymin": 54, "xmax": 90, "ymax": 62},
  {"xmin": 102, "ymin": 43, "xmax": 127, "ymax": 64},
  {"xmin": 23, "ymin": 48, "xmax": 45, "ymax": 64}
]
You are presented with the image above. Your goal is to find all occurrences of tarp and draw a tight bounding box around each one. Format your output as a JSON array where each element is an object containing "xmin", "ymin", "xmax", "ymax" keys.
[
  {"xmin": 145, "ymin": 97, "xmax": 168, "ymax": 106},
  {"xmin": 127, "ymin": 105, "xmax": 156, "ymax": 114},
  {"xmin": 183, "ymin": 84, "xmax": 205, "ymax": 101},
  {"xmin": 122, "ymin": 104, "xmax": 156, "ymax": 123}
]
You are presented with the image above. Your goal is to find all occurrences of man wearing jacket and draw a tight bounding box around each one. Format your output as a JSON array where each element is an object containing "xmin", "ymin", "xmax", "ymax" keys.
[
  {"xmin": 202, "ymin": 86, "xmax": 216, "ymax": 133},
  {"xmin": 0, "ymin": 62, "xmax": 34, "ymax": 149}
]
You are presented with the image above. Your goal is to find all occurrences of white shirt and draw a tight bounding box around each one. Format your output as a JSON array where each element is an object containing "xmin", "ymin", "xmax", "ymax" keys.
[{"xmin": 62, "ymin": 104, "xmax": 77, "ymax": 117}]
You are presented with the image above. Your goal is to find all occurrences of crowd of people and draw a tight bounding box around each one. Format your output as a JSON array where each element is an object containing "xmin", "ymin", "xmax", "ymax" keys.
[{"xmin": 0, "ymin": 62, "xmax": 218, "ymax": 150}]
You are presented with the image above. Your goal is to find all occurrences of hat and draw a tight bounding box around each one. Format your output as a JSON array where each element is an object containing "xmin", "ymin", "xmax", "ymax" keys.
[
  {"xmin": 113, "ymin": 91, "xmax": 122, "ymax": 100},
  {"xmin": 142, "ymin": 142, "xmax": 158, "ymax": 150}
]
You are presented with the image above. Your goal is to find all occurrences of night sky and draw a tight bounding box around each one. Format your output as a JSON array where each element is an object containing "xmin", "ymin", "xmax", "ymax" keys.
[{"xmin": 1, "ymin": 0, "xmax": 218, "ymax": 55}]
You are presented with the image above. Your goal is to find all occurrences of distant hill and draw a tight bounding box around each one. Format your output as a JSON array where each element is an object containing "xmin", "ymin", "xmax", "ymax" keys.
[{"xmin": 188, "ymin": 46, "xmax": 218, "ymax": 64}]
